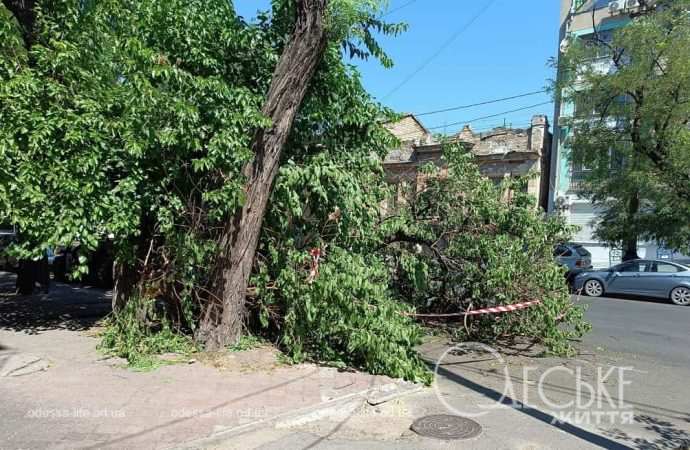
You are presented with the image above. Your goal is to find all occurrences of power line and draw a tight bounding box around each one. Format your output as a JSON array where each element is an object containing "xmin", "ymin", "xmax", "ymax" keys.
[
  {"xmin": 426, "ymin": 101, "xmax": 553, "ymax": 132},
  {"xmin": 414, "ymin": 89, "xmax": 548, "ymax": 117},
  {"xmin": 391, "ymin": 101, "xmax": 553, "ymax": 140},
  {"xmin": 381, "ymin": 0, "xmax": 498, "ymax": 101},
  {"xmin": 382, "ymin": 0, "xmax": 418, "ymax": 17}
]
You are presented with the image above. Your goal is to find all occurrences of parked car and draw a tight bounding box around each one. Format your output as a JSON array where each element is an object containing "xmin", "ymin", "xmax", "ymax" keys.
[
  {"xmin": 0, "ymin": 231, "xmax": 18, "ymax": 272},
  {"xmin": 573, "ymin": 259, "xmax": 690, "ymax": 305},
  {"xmin": 554, "ymin": 243, "xmax": 593, "ymax": 285},
  {"xmin": 52, "ymin": 241, "xmax": 113, "ymax": 288}
]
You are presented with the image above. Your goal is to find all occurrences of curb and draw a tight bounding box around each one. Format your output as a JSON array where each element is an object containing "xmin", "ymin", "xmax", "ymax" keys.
[{"xmin": 173, "ymin": 381, "xmax": 424, "ymax": 449}]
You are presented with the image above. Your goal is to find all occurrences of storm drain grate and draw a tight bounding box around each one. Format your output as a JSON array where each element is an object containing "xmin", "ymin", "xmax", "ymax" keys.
[{"xmin": 410, "ymin": 414, "xmax": 482, "ymax": 440}]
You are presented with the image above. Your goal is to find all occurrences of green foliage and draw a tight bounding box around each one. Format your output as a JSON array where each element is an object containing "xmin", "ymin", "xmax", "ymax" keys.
[
  {"xmin": 557, "ymin": 0, "xmax": 690, "ymax": 252},
  {"xmin": 98, "ymin": 296, "xmax": 197, "ymax": 370},
  {"xmin": 385, "ymin": 145, "xmax": 590, "ymax": 355},
  {"xmin": 1, "ymin": 0, "xmax": 585, "ymax": 380},
  {"xmin": 249, "ymin": 45, "xmax": 430, "ymax": 383},
  {"xmin": 257, "ymin": 248, "xmax": 431, "ymax": 383},
  {"xmin": 0, "ymin": 0, "xmax": 269, "ymax": 264},
  {"xmin": 227, "ymin": 334, "xmax": 265, "ymax": 352},
  {"xmin": 1, "ymin": 0, "xmax": 431, "ymax": 380},
  {"xmin": 328, "ymin": 0, "xmax": 407, "ymax": 68}
]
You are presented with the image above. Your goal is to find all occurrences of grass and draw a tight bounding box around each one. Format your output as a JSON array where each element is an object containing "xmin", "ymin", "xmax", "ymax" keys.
[
  {"xmin": 98, "ymin": 297, "xmax": 197, "ymax": 371},
  {"xmin": 227, "ymin": 334, "xmax": 265, "ymax": 352}
]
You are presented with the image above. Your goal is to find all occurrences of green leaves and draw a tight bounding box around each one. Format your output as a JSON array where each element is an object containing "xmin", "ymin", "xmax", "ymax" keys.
[
  {"xmin": 258, "ymin": 247, "xmax": 430, "ymax": 383},
  {"xmin": 1, "ymin": 0, "xmax": 430, "ymax": 381},
  {"xmin": 557, "ymin": 0, "xmax": 690, "ymax": 252},
  {"xmin": 385, "ymin": 144, "xmax": 589, "ymax": 355}
]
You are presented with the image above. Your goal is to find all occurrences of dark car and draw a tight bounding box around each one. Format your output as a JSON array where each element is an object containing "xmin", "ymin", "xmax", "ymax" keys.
[
  {"xmin": 0, "ymin": 231, "xmax": 19, "ymax": 272},
  {"xmin": 573, "ymin": 259, "xmax": 690, "ymax": 305},
  {"xmin": 554, "ymin": 243, "xmax": 593, "ymax": 286}
]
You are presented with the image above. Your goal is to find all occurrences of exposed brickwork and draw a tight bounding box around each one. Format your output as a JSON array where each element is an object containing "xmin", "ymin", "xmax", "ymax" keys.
[
  {"xmin": 383, "ymin": 114, "xmax": 552, "ymax": 210},
  {"xmin": 383, "ymin": 115, "xmax": 434, "ymax": 164}
]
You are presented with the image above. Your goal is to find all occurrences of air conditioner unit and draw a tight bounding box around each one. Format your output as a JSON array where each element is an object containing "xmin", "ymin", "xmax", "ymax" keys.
[
  {"xmin": 559, "ymin": 37, "xmax": 570, "ymax": 53},
  {"xmin": 625, "ymin": 0, "xmax": 640, "ymax": 8},
  {"xmin": 609, "ymin": 0, "xmax": 623, "ymax": 13}
]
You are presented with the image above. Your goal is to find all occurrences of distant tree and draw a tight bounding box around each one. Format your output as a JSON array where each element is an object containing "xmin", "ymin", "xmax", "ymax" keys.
[{"xmin": 558, "ymin": 0, "xmax": 690, "ymax": 259}]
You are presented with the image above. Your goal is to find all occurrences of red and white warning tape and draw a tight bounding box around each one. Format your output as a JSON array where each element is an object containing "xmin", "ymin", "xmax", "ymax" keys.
[
  {"xmin": 406, "ymin": 300, "xmax": 542, "ymax": 318},
  {"xmin": 464, "ymin": 300, "xmax": 541, "ymax": 316},
  {"xmin": 307, "ymin": 248, "xmax": 321, "ymax": 284}
]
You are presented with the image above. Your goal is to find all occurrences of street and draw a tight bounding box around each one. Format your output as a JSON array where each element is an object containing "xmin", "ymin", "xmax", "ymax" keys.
[
  {"xmin": 581, "ymin": 295, "xmax": 690, "ymax": 367},
  {"xmin": 1, "ymin": 278, "xmax": 689, "ymax": 449}
]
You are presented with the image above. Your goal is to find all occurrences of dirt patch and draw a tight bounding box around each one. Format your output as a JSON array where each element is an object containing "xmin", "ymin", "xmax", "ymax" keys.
[{"xmin": 195, "ymin": 346, "xmax": 287, "ymax": 373}]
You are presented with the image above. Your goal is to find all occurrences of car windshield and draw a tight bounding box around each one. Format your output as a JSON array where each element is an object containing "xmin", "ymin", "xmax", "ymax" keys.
[{"xmin": 574, "ymin": 246, "xmax": 590, "ymax": 257}]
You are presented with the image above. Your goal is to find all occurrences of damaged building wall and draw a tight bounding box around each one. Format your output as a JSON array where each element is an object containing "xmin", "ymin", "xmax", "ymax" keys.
[{"xmin": 383, "ymin": 114, "xmax": 552, "ymax": 211}]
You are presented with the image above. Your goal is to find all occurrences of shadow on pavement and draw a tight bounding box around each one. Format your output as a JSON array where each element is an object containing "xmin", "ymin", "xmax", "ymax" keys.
[
  {"xmin": 603, "ymin": 415, "xmax": 690, "ymax": 450},
  {"xmin": 439, "ymin": 358, "xmax": 690, "ymax": 423},
  {"xmin": 593, "ymin": 293, "xmax": 672, "ymax": 306},
  {"xmin": 0, "ymin": 271, "xmax": 111, "ymax": 335},
  {"xmin": 430, "ymin": 361, "xmax": 632, "ymax": 450}
]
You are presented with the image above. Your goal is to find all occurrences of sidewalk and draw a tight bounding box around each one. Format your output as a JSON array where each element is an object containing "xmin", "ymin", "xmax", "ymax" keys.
[
  {"xmin": 0, "ymin": 273, "xmax": 396, "ymax": 450},
  {"xmin": 3, "ymin": 273, "xmax": 688, "ymax": 449},
  {"xmin": 197, "ymin": 338, "xmax": 690, "ymax": 449}
]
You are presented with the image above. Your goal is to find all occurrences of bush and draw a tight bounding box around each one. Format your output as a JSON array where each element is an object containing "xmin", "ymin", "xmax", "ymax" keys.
[{"xmin": 98, "ymin": 296, "xmax": 197, "ymax": 370}]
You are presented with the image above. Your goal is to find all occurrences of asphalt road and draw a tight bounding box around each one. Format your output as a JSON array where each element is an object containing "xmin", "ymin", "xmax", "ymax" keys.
[{"xmin": 579, "ymin": 294, "xmax": 690, "ymax": 367}]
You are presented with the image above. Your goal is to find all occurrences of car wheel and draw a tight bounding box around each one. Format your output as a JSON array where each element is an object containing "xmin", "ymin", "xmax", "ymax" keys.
[
  {"xmin": 584, "ymin": 279, "xmax": 604, "ymax": 297},
  {"xmin": 670, "ymin": 287, "xmax": 690, "ymax": 306}
]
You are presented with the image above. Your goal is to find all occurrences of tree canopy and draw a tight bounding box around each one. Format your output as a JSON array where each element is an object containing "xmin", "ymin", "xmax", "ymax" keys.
[
  {"xmin": 558, "ymin": 0, "xmax": 690, "ymax": 254},
  {"xmin": 1, "ymin": 0, "xmax": 588, "ymax": 380}
]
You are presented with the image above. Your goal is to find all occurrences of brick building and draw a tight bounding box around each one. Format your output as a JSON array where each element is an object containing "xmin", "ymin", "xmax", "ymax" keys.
[{"xmin": 383, "ymin": 114, "xmax": 553, "ymax": 210}]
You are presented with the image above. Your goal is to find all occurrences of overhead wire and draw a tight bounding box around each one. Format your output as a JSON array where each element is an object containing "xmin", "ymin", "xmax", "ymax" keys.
[
  {"xmin": 381, "ymin": 0, "xmax": 498, "ymax": 101},
  {"xmin": 382, "ymin": 0, "xmax": 418, "ymax": 17},
  {"xmin": 427, "ymin": 101, "xmax": 553, "ymax": 131},
  {"xmin": 414, "ymin": 89, "xmax": 549, "ymax": 117},
  {"xmin": 392, "ymin": 101, "xmax": 554, "ymax": 139}
]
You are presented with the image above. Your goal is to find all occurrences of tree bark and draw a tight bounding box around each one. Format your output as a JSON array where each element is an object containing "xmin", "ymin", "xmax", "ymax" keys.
[
  {"xmin": 197, "ymin": 0, "xmax": 330, "ymax": 349},
  {"xmin": 112, "ymin": 259, "xmax": 137, "ymax": 313},
  {"xmin": 621, "ymin": 192, "xmax": 640, "ymax": 262},
  {"xmin": 2, "ymin": 0, "xmax": 36, "ymax": 47}
]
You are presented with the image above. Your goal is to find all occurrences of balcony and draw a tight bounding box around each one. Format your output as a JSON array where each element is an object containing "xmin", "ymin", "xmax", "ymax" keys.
[{"xmin": 568, "ymin": 171, "xmax": 590, "ymax": 192}]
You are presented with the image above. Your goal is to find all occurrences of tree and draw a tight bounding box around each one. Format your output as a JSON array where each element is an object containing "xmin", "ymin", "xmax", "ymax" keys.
[
  {"xmin": 197, "ymin": 0, "xmax": 330, "ymax": 349},
  {"xmin": 198, "ymin": 0, "xmax": 413, "ymax": 349},
  {"xmin": 1, "ymin": 0, "xmax": 429, "ymax": 379},
  {"xmin": 558, "ymin": 0, "xmax": 690, "ymax": 258},
  {"xmin": 1, "ymin": 0, "xmax": 274, "ymax": 303},
  {"xmin": 382, "ymin": 145, "xmax": 590, "ymax": 355}
]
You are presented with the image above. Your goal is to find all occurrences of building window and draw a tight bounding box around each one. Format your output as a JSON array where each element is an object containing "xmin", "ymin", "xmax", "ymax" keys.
[{"xmin": 574, "ymin": 0, "xmax": 613, "ymax": 13}]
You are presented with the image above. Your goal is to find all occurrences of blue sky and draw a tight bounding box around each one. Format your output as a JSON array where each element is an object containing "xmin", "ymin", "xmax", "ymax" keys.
[{"xmin": 234, "ymin": 0, "xmax": 559, "ymax": 135}]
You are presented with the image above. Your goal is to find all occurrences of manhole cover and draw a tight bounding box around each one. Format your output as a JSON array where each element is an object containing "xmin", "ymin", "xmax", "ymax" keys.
[{"xmin": 410, "ymin": 414, "xmax": 482, "ymax": 440}]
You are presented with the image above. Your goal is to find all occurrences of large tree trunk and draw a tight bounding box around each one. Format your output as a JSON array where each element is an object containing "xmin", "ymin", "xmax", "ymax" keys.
[
  {"xmin": 112, "ymin": 259, "xmax": 137, "ymax": 313},
  {"xmin": 2, "ymin": 0, "xmax": 36, "ymax": 47},
  {"xmin": 197, "ymin": 0, "xmax": 330, "ymax": 349},
  {"xmin": 621, "ymin": 192, "xmax": 640, "ymax": 262}
]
